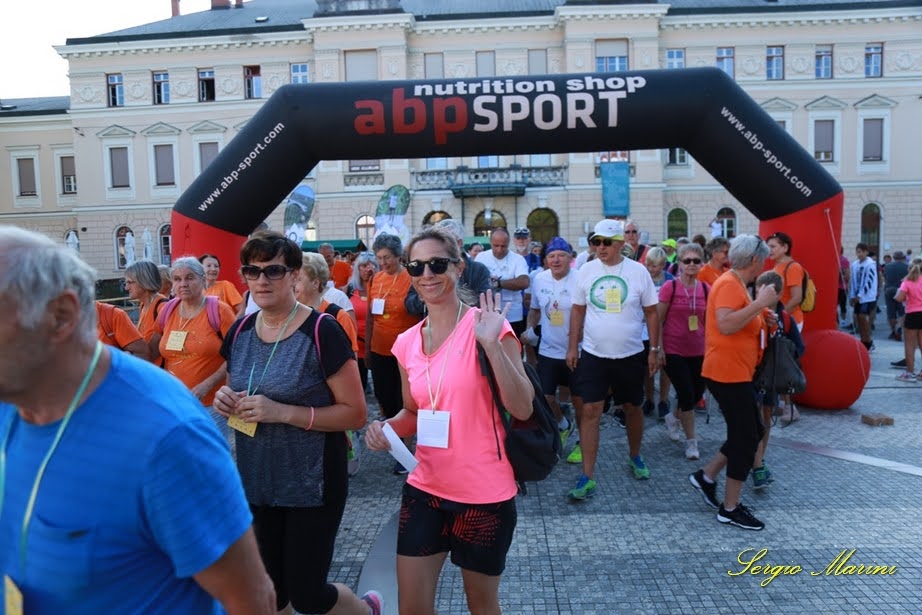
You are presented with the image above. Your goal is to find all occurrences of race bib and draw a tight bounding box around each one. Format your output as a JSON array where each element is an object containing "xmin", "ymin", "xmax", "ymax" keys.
[
  {"xmin": 371, "ymin": 298, "xmax": 385, "ymax": 315},
  {"xmin": 417, "ymin": 410, "xmax": 450, "ymax": 449},
  {"xmin": 165, "ymin": 330, "xmax": 188, "ymax": 352},
  {"xmin": 605, "ymin": 288, "xmax": 622, "ymax": 313},
  {"xmin": 549, "ymin": 309, "xmax": 564, "ymax": 326},
  {"xmin": 5, "ymin": 576, "xmax": 23, "ymax": 615},
  {"xmin": 227, "ymin": 414, "xmax": 257, "ymax": 437},
  {"xmin": 688, "ymin": 315, "xmax": 699, "ymax": 331}
]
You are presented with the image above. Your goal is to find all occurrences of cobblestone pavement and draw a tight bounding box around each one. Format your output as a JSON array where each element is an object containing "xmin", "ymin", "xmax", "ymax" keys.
[{"xmin": 329, "ymin": 323, "xmax": 921, "ymax": 614}]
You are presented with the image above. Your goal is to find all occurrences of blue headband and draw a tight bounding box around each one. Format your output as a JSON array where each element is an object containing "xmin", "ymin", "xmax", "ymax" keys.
[{"xmin": 545, "ymin": 236, "xmax": 572, "ymax": 255}]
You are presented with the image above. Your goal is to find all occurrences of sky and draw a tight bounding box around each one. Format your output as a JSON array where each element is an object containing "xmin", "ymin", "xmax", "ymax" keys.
[{"xmin": 1, "ymin": 0, "xmax": 213, "ymax": 100}]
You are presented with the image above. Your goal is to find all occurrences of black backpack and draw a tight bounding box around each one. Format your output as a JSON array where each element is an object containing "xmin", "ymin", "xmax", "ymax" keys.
[{"xmin": 477, "ymin": 344, "xmax": 561, "ymax": 490}]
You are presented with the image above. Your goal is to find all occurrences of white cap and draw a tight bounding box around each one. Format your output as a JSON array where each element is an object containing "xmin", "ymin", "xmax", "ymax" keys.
[{"xmin": 591, "ymin": 219, "xmax": 625, "ymax": 241}]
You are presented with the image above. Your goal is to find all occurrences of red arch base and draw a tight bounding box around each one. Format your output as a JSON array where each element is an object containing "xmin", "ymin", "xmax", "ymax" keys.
[
  {"xmin": 170, "ymin": 211, "xmax": 247, "ymax": 291},
  {"xmin": 794, "ymin": 329, "xmax": 870, "ymax": 410}
]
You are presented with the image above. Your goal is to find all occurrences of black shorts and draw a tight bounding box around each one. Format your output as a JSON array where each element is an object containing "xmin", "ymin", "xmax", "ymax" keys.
[
  {"xmin": 576, "ymin": 350, "xmax": 645, "ymax": 406},
  {"xmin": 905, "ymin": 312, "xmax": 922, "ymax": 330},
  {"xmin": 856, "ymin": 301, "xmax": 876, "ymax": 315},
  {"xmin": 510, "ymin": 318, "xmax": 527, "ymax": 339},
  {"xmin": 397, "ymin": 483, "xmax": 517, "ymax": 577},
  {"xmin": 536, "ymin": 355, "xmax": 579, "ymax": 397}
]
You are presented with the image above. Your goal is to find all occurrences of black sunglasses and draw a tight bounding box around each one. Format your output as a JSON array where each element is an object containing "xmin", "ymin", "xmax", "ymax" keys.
[
  {"xmin": 681, "ymin": 258, "xmax": 703, "ymax": 265},
  {"xmin": 240, "ymin": 264, "xmax": 293, "ymax": 280},
  {"xmin": 590, "ymin": 237, "xmax": 617, "ymax": 247},
  {"xmin": 406, "ymin": 257, "xmax": 459, "ymax": 277}
]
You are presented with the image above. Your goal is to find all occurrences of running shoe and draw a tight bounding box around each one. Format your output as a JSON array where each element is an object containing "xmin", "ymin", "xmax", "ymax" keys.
[
  {"xmin": 566, "ymin": 443, "xmax": 583, "ymax": 464},
  {"xmin": 567, "ymin": 474, "xmax": 597, "ymax": 501},
  {"xmin": 629, "ymin": 455, "xmax": 650, "ymax": 480}
]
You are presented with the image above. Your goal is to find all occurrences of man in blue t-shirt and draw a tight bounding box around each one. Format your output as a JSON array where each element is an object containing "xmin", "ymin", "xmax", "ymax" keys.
[{"xmin": 0, "ymin": 227, "xmax": 276, "ymax": 615}]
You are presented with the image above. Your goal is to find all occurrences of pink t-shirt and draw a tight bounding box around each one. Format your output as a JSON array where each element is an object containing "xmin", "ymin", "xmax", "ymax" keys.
[
  {"xmin": 899, "ymin": 278, "xmax": 922, "ymax": 314},
  {"xmin": 659, "ymin": 279, "xmax": 707, "ymax": 357},
  {"xmin": 391, "ymin": 308, "xmax": 518, "ymax": 504}
]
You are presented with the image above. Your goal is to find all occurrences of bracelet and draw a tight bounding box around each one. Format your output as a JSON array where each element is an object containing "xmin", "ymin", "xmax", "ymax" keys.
[
  {"xmin": 650, "ymin": 346, "xmax": 662, "ymax": 352},
  {"xmin": 306, "ymin": 406, "xmax": 315, "ymax": 431}
]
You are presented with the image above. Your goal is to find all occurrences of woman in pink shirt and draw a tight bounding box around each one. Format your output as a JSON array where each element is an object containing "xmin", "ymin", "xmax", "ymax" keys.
[
  {"xmin": 895, "ymin": 259, "xmax": 922, "ymax": 381},
  {"xmin": 365, "ymin": 226, "xmax": 533, "ymax": 614}
]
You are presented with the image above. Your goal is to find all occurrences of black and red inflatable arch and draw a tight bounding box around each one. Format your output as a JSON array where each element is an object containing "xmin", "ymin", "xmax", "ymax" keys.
[{"xmin": 172, "ymin": 67, "xmax": 866, "ymax": 408}]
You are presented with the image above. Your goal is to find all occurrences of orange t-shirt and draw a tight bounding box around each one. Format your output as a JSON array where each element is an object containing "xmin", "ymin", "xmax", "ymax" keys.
[
  {"xmin": 320, "ymin": 299, "xmax": 358, "ymax": 353},
  {"xmin": 701, "ymin": 272, "xmax": 765, "ymax": 384},
  {"xmin": 368, "ymin": 269, "xmax": 421, "ymax": 356},
  {"xmin": 136, "ymin": 294, "xmax": 169, "ymax": 342},
  {"xmin": 96, "ymin": 302, "xmax": 143, "ymax": 349},
  {"xmin": 330, "ymin": 260, "xmax": 353, "ymax": 289},
  {"xmin": 205, "ymin": 279, "xmax": 243, "ymax": 312},
  {"xmin": 774, "ymin": 260, "xmax": 804, "ymax": 325},
  {"xmin": 697, "ymin": 263, "xmax": 723, "ymax": 286},
  {"xmin": 155, "ymin": 299, "xmax": 236, "ymax": 405}
]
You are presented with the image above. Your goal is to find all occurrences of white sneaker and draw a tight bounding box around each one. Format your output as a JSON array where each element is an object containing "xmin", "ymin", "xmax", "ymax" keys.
[
  {"xmin": 685, "ymin": 439, "xmax": 700, "ymax": 460},
  {"xmin": 664, "ymin": 412, "xmax": 682, "ymax": 442}
]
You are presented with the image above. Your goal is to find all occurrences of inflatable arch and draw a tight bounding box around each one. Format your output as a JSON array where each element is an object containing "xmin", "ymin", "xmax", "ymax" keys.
[{"xmin": 171, "ymin": 67, "xmax": 866, "ymax": 408}]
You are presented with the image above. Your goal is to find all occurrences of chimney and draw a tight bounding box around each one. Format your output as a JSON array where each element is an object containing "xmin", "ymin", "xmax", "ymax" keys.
[
  {"xmin": 211, "ymin": 0, "xmax": 231, "ymax": 9},
  {"xmin": 171, "ymin": 0, "xmax": 180, "ymax": 17}
]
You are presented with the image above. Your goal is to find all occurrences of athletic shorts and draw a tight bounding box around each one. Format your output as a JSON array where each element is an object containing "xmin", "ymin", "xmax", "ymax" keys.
[
  {"xmin": 575, "ymin": 350, "xmax": 645, "ymax": 406},
  {"xmin": 904, "ymin": 311, "xmax": 922, "ymax": 330},
  {"xmin": 397, "ymin": 483, "xmax": 517, "ymax": 577},
  {"xmin": 856, "ymin": 301, "xmax": 876, "ymax": 315},
  {"xmin": 536, "ymin": 355, "xmax": 579, "ymax": 397}
]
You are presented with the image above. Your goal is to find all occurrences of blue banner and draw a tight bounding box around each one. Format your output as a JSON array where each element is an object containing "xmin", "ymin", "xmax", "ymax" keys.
[{"xmin": 600, "ymin": 161, "xmax": 630, "ymax": 217}]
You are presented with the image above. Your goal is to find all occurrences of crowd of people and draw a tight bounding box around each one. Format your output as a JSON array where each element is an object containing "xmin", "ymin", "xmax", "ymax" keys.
[{"xmin": 4, "ymin": 213, "xmax": 920, "ymax": 614}]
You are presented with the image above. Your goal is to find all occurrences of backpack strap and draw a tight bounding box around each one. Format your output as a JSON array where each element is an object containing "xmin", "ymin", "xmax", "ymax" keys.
[
  {"xmin": 231, "ymin": 312, "xmax": 256, "ymax": 348},
  {"xmin": 313, "ymin": 311, "xmax": 332, "ymax": 378},
  {"xmin": 155, "ymin": 297, "xmax": 181, "ymax": 331},
  {"xmin": 476, "ymin": 342, "xmax": 512, "ymax": 463},
  {"xmin": 152, "ymin": 296, "xmax": 168, "ymax": 319},
  {"xmin": 205, "ymin": 295, "xmax": 223, "ymax": 340}
]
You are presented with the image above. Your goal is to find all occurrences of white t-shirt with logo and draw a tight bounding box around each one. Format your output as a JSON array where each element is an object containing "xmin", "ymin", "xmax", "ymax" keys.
[
  {"xmin": 572, "ymin": 257, "xmax": 658, "ymax": 359},
  {"xmin": 530, "ymin": 269, "xmax": 579, "ymax": 360},
  {"xmin": 476, "ymin": 250, "xmax": 529, "ymax": 322}
]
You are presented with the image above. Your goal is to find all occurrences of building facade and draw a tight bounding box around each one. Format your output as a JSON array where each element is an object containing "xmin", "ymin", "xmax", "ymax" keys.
[{"xmin": 2, "ymin": 0, "xmax": 920, "ymax": 281}]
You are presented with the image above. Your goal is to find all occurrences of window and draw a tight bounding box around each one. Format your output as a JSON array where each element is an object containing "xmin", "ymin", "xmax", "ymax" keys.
[
  {"xmin": 349, "ymin": 160, "xmax": 380, "ymax": 172},
  {"xmin": 598, "ymin": 151, "xmax": 629, "ymax": 163},
  {"xmin": 345, "ymin": 50, "xmax": 378, "ymax": 81},
  {"xmin": 424, "ymin": 53, "xmax": 443, "ymax": 79},
  {"xmin": 305, "ymin": 221, "xmax": 318, "ymax": 242},
  {"xmin": 16, "ymin": 158, "xmax": 37, "ymax": 196},
  {"xmin": 422, "ymin": 211, "xmax": 452, "ymax": 226},
  {"xmin": 667, "ymin": 148, "xmax": 688, "ymax": 166},
  {"xmin": 244, "ymin": 65, "xmax": 262, "ymax": 99},
  {"xmin": 529, "ymin": 153, "xmax": 551, "ymax": 166},
  {"xmin": 716, "ymin": 47, "xmax": 735, "ymax": 78},
  {"xmin": 426, "ymin": 157, "xmax": 448, "ymax": 170},
  {"xmin": 667, "ymin": 208, "xmax": 688, "ymax": 239},
  {"xmin": 473, "ymin": 209, "xmax": 507, "ymax": 237},
  {"xmin": 290, "ymin": 63, "xmax": 309, "ymax": 84},
  {"xmin": 153, "ymin": 144, "xmax": 175, "ymax": 186},
  {"xmin": 198, "ymin": 142, "xmax": 219, "ymax": 173},
  {"xmin": 198, "ymin": 69, "xmax": 216, "ymax": 102},
  {"xmin": 766, "ymin": 47, "xmax": 784, "ymax": 80},
  {"xmin": 526, "ymin": 208, "xmax": 559, "ymax": 245},
  {"xmin": 158, "ymin": 224, "xmax": 172, "ymax": 265},
  {"xmin": 61, "ymin": 156, "xmax": 76, "ymax": 194},
  {"xmin": 153, "ymin": 71, "xmax": 170, "ymax": 104},
  {"xmin": 815, "ymin": 45, "xmax": 833, "ymax": 79},
  {"xmin": 596, "ymin": 40, "xmax": 628, "ymax": 72},
  {"xmin": 528, "ymin": 49, "xmax": 547, "ymax": 75},
  {"xmin": 860, "ymin": 203, "xmax": 881, "ymax": 257},
  {"xmin": 355, "ymin": 215, "xmax": 376, "ymax": 247},
  {"xmin": 666, "ymin": 49, "xmax": 685, "ymax": 69},
  {"xmin": 862, "ymin": 118, "xmax": 884, "ymax": 162},
  {"xmin": 115, "ymin": 226, "xmax": 134, "ymax": 269},
  {"xmin": 109, "ymin": 147, "xmax": 130, "ymax": 188},
  {"xmin": 814, "ymin": 119, "xmax": 834, "ymax": 162},
  {"xmin": 476, "ymin": 51, "xmax": 495, "ymax": 77},
  {"xmin": 106, "ymin": 74, "xmax": 124, "ymax": 107},
  {"xmin": 716, "ymin": 207, "xmax": 737, "ymax": 238},
  {"xmin": 477, "ymin": 155, "xmax": 499, "ymax": 168},
  {"xmin": 865, "ymin": 44, "xmax": 883, "ymax": 77}
]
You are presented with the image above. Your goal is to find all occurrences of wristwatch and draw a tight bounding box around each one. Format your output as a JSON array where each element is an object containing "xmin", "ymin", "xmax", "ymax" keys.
[{"xmin": 650, "ymin": 346, "xmax": 662, "ymax": 352}]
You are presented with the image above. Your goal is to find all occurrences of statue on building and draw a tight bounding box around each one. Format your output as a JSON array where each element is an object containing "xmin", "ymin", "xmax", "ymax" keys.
[
  {"xmin": 124, "ymin": 231, "xmax": 136, "ymax": 265},
  {"xmin": 65, "ymin": 230, "xmax": 80, "ymax": 252},
  {"xmin": 142, "ymin": 228, "xmax": 154, "ymax": 260}
]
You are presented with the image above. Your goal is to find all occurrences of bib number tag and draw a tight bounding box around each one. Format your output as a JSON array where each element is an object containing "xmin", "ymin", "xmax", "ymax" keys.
[
  {"xmin": 549, "ymin": 309, "xmax": 564, "ymax": 326},
  {"xmin": 688, "ymin": 315, "xmax": 699, "ymax": 331},
  {"xmin": 165, "ymin": 330, "xmax": 188, "ymax": 351},
  {"xmin": 5, "ymin": 576, "xmax": 23, "ymax": 615},
  {"xmin": 371, "ymin": 298, "xmax": 385, "ymax": 315},
  {"xmin": 417, "ymin": 410, "xmax": 450, "ymax": 449},
  {"xmin": 227, "ymin": 414, "xmax": 257, "ymax": 437},
  {"xmin": 605, "ymin": 288, "xmax": 622, "ymax": 313}
]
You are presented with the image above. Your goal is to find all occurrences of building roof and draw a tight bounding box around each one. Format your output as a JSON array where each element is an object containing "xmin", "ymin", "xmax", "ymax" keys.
[
  {"xmin": 0, "ymin": 97, "xmax": 71, "ymax": 117},
  {"xmin": 66, "ymin": 0, "xmax": 922, "ymax": 45}
]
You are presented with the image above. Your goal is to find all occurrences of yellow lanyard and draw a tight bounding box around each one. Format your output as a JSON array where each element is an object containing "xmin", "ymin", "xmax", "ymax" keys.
[
  {"xmin": 424, "ymin": 302, "xmax": 463, "ymax": 411},
  {"xmin": 0, "ymin": 341, "xmax": 103, "ymax": 569}
]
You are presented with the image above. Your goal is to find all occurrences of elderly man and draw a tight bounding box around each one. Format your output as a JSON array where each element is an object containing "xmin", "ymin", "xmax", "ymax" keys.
[
  {"xmin": 405, "ymin": 218, "xmax": 491, "ymax": 314},
  {"xmin": 624, "ymin": 219, "xmax": 649, "ymax": 264},
  {"xmin": 566, "ymin": 219, "xmax": 660, "ymax": 501},
  {"xmin": 0, "ymin": 226, "xmax": 275, "ymax": 614},
  {"xmin": 476, "ymin": 227, "xmax": 531, "ymax": 337},
  {"xmin": 318, "ymin": 242, "xmax": 352, "ymax": 291}
]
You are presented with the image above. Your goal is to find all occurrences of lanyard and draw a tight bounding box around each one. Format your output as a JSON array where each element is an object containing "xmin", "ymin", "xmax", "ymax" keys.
[
  {"xmin": 178, "ymin": 296, "xmax": 206, "ymax": 331},
  {"xmin": 681, "ymin": 279, "xmax": 698, "ymax": 314},
  {"xmin": 424, "ymin": 301, "xmax": 464, "ymax": 411},
  {"xmin": 0, "ymin": 341, "xmax": 103, "ymax": 569},
  {"xmin": 248, "ymin": 303, "xmax": 300, "ymax": 396}
]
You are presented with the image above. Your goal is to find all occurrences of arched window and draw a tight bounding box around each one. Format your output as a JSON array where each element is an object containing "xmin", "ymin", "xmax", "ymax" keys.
[
  {"xmin": 355, "ymin": 214, "xmax": 375, "ymax": 248},
  {"xmin": 422, "ymin": 210, "xmax": 452, "ymax": 226},
  {"xmin": 667, "ymin": 208, "xmax": 688, "ymax": 239},
  {"xmin": 526, "ymin": 208, "xmax": 559, "ymax": 245},
  {"xmin": 473, "ymin": 209, "xmax": 507, "ymax": 237},
  {"xmin": 860, "ymin": 203, "xmax": 881, "ymax": 257},
  {"xmin": 158, "ymin": 224, "xmax": 172, "ymax": 265},
  {"xmin": 115, "ymin": 225, "xmax": 134, "ymax": 269},
  {"xmin": 716, "ymin": 207, "xmax": 737, "ymax": 238}
]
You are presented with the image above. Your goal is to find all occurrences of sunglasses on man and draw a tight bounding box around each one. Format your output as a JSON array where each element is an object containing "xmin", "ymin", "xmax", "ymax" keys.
[
  {"xmin": 406, "ymin": 257, "xmax": 460, "ymax": 277},
  {"xmin": 590, "ymin": 237, "xmax": 620, "ymax": 247}
]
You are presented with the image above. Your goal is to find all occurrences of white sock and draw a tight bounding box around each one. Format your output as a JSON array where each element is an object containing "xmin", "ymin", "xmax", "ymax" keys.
[{"xmin": 558, "ymin": 417, "xmax": 570, "ymax": 431}]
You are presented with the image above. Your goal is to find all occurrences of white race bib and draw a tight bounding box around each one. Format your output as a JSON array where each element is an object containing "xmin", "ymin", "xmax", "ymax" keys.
[{"xmin": 417, "ymin": 410, "xmax": 450, "ymax": 449}]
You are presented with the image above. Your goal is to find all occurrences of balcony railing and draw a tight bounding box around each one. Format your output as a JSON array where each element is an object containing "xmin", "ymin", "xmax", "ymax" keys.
[{"xmin": 411, "ymin": 165, "xmax": 568, "ymax": 195}]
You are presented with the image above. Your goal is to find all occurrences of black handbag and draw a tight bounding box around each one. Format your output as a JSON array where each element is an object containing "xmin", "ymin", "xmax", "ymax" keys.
[{"xmin": 754, "ymin": 331, "xmax": 807, "ymax": 395}]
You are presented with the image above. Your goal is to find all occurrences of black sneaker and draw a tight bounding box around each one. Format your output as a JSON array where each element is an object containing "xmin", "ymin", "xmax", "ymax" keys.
[
  {"xmin": 689, "ymin": 470, "xmax": 719, "ymax": 509},
  {"xmin": 891, "ymin": 358, "xmax": 907, "ymax": 369},
  {"xmin": 717, "ymin": 503, "xmax": 765, "ymax": 531},
  {"xmin": 614, "ymin": 407, "xmax": 627, "ymax": 429},
  {"xmin": 641, "ymin": 399, "xmax": 654, "ymax": 416}
]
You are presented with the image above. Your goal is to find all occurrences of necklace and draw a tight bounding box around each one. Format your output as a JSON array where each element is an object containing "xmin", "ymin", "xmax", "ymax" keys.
[
  {"xmin": 259, "ymin": 303, "xmax": 299, "ymax": 329},
  {"xmin": 248, "ymin": 303, "xmax": 301, "ymax": 395},
  {"xmin": 178, "ymin": 296, "xmax": 206, "ymax": 331},
  {"xmin": 424, "ymin": 301, "xmax": 464, "ymax": 411}
]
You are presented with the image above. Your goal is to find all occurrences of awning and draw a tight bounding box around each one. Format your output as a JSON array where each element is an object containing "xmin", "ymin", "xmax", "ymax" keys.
[{"xmin": 301, "ymin": 239, "xmax": 367, "ymax": 253}]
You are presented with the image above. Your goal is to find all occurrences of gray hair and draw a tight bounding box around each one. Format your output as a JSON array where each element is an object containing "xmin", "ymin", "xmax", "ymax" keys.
[
  {"xmin": 350, "ymin": 251, "xmax": 379, "ymax": 292},
  {"xmin": 705, "ymin": 236, "xmax": 731, "ymax": 258},
  {"xmin": 645, "ymin": 247, "xmax": 668, "ymax": 266},
  {"xmin": 728, "ymin": 234, "xmax": 769, "ymax": 269},
  {"xmin": 301, "ymin": 252, "xmax": 330, "ymax": 288},
  {"xmin": 435, "ymin": 219, "xmax": 465, "ymax": 245},
  {"xmin": 170, "ymin": 256, "xmax": 206, "ymax": 279},
  {"xmin": 372, "ymin": 233, "xmax": 403, "ymax": 258},
  {"xmin": 0, "ymin": 225, "xmax": 98, "ymax": 344},
  {"xmin": 125, "ymin": 259, "xmax": 162, "ymax": 293},
  {"xmin": 318, "ymin": 242, "xmax": 334, "ymax": 252},
  {"xmin": 678, "ymin": 243, "xmax": 705, "ymax": 260}
]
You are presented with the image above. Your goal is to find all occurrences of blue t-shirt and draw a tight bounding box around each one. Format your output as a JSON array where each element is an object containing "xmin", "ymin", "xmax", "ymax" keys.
[{"xmin": 0, "ymin": 349, "xmax": 252, "ymax": 614}]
